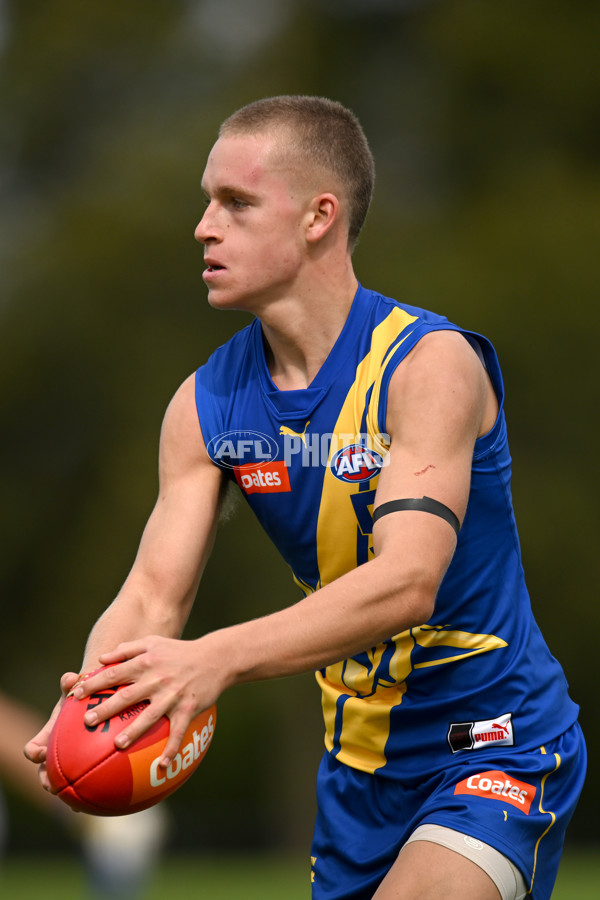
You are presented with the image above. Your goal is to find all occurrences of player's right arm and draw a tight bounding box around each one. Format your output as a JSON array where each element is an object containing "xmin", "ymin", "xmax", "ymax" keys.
[{"xmin": 24, "ymin": 372, "xmax": 226, "ymax": 784}]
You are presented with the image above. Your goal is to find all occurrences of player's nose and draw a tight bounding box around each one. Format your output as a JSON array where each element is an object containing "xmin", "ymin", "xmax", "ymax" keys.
[{"xmin": 195, "ymin": 204, "xmax": 219, "ymax": 244}]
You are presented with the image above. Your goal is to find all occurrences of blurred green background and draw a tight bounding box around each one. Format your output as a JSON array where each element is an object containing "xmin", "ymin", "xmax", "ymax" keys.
[{"xmin": 1, "ymin": 0, "xmax": 597, "ymax": 866}]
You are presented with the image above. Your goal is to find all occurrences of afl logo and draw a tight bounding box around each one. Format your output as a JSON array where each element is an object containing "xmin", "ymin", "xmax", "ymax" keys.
[
  {"xmin": 207, "ymin": 430, "xmax": 278, "ymax": 469},
  {"xmin": 331, "ymin": 444, "xmax": 384, "ymax": 483}
]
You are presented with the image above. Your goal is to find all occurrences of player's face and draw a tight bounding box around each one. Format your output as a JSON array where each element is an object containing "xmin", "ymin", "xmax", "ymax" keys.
[{"xmin": 195, "ymin": 132, "xmax": 312, "ymax": 312}]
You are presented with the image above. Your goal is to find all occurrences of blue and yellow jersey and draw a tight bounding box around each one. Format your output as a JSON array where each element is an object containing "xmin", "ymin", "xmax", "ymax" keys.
[{"xmin": 195, "ymin": 285, "xmax": 578, "ymax": 777}]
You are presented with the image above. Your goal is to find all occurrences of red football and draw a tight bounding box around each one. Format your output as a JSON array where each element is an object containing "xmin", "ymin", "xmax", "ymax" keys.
[{"xmin": 46, "ymin": 669, "xmax": 216, "ymax": 816}]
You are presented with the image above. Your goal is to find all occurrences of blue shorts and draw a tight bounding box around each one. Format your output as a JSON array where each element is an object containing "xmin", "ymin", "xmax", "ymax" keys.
[{"xmin": 310, "ymin": 721, "xmax": 585, "ymax": 900}]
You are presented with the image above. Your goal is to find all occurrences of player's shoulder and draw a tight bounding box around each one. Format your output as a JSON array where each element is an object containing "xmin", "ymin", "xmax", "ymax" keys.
[
  {"xmin": 162, "ymin": 373, "xmax": 202, "ymax": 442},
  {"xmin": 159, "ymin": 374, "xmax": 225, "ymax": 480},
  {"xmin": 407, "ymin": 327, "xmax": 481, "ymax": 364},
  {"xmin": 361, "ymin": 284, "xmax": 451, "ymax": 323},
  {"xmin": 389, "ymin": 329, "xmax": 491, "ymax": 413}
]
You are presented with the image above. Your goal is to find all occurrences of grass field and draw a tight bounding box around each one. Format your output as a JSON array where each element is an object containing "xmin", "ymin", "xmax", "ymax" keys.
[{"xmin": 0, "ymin": 850, "xmax": 597, "ymax": 898}]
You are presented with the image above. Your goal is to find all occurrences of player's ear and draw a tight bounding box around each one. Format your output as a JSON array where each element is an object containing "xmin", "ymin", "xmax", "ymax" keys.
[{"xmin": 305, "ymin": 192, "xmax": 341, "ymax": 244}]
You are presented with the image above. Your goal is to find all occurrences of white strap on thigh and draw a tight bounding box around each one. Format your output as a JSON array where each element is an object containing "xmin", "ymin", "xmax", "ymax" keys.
[{"xmin": 404, "ymin": 824, "xmax": 528, "ymax": 900}]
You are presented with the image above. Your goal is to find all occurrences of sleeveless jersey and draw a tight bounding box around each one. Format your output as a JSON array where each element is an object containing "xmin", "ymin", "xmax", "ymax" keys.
[{"xmin": 195, "ymin": 284, "xmax": 579, "ymax": 777}]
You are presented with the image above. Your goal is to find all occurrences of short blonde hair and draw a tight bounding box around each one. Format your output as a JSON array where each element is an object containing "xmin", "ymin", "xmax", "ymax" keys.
[{"xmin": 219, "ymin": 95, "xmax": 375, "ymax": 250}]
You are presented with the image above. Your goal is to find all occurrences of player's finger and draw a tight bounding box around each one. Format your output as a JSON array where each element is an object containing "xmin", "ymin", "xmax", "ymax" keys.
[
  {"xmin": 70, "ymin": 662, "xmax": 135, "ymax": 700},
  {"xmin": 72, "ymin": 639, "xmax": 162, "ymax": 700},
  {"xmin": 80, "ymin": 679, "xmax": 154, "ymax": 728},
  {"xmin": 23, "ymin": 735, "xmax": 47, "ymax": 763},
  {"xmin": 158, "ymin": 715, "xmax": 193, "ymax": 768},
  {"xmin": 99, "ymin": 639, "xmax": 151, "ymax": 666},
  {"xmin": 60, "ymin": 671, "xmax": 80, "ymax": 695},
  {"xmin": 111, "ymin": 702, "xmax": 169, "ymax": 751},
  {"xmin": 37, "ymin": 761, "xmax": 54, "ymax": 792},
  {"xmin": 115, "ymin": 713, "xmax": 189, "ymax": 767},
  {"xmin": 24, "ymin": 688, "xmax": 69, "ymax": 762}
]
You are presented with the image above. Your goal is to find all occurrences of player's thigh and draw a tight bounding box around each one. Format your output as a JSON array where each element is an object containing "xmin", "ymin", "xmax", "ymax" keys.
[{"xmin": 372, "ymin": 839, "xmax": 501, "ymax": 900}]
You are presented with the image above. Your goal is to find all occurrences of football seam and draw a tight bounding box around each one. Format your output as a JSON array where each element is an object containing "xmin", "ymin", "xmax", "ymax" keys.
[
  {"xmin": 55, "ymin": 691, "xmax": 163, "ymax": 785},
  {"xmin": 52, "ymin": 699, "xmax": 215, "ymax": 812},
  {"xmin": 56, "ymin": 719, "xmax": 130, "ymax": 785},
  {"xmin": 50, "ymin": 735, "xmax": 67, "ymax": 784},
  {"xmin": 59, "ymin": 781, "xmax": 119, "ymax": 813}
]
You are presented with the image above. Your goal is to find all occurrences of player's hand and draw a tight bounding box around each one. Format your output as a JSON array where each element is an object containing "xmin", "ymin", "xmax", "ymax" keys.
[
  {"xmin": 23, "ymin": 670, "xmax": 80, "ymax": 791},
  {"xmin": 69, "ymin": 634, "xmax": 225, "ymax": 769}
]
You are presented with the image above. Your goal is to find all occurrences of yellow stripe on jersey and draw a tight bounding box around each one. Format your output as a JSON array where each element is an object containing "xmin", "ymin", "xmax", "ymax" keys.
[
  {"xmin": 365, "ymin": 328, "xmax": 420, "ymax": 440},
  {"xmin": 315, "ymin": 306, "xmax": 418, "ymax": 587},
  {"xmin": 317, "ymin": 631, "xmax": 415, "ymax": 771},
  {"xmin": 292, "ymin": 571, "xmax": 317, "ymax": 596},
  {"xmin": 314, "ymin": 308, "xmax": 508, "ymax": 774},
  {"xmin": 318, "ymin": 625, "xmax": 507, "ymax": 773},
  {"xmin": 319, "ymin": 671, "xmax": 408, "ymax": 772},
  {"xmin": 315, "ymin": 308, "xmax": 417, "ymax": 772},
  {"xmin": 412, "ymin": 624, "xmax": 508, "ymax": 667}
]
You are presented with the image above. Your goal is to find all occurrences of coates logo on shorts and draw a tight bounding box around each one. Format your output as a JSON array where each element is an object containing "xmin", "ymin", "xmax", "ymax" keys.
[
  {"xmin": 454, "ymin": 770, "xmax": 536, "ymax": 814},
  {"xmin": 330, "ymin": 444, "xmax": 384, "ymax": 483},
  {"xmin": 447, "ymin": 712, "xmax": 514, "ymax": 754}
]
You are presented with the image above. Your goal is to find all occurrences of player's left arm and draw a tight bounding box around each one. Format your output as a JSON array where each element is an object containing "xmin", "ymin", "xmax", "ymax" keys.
[
  {"xmin": 214, "ymin": 328, "xmax": 499, "ymax": 676},
  {"xmin": 374, "ymin": 328, "xmax": 498, "ymax": 538}
]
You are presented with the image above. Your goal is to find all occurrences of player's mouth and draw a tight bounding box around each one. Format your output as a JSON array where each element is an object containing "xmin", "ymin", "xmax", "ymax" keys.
[{"xmin": 203, "ymin": 259, "xmax": 226, "ymax": 282}]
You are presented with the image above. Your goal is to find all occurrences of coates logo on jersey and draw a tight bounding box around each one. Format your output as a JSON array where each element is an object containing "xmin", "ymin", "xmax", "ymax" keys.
[
  {"xmin": 233, "ymin": 460, "xmax": 291, "ymax": 495},
  {"xmin": 330, "ymin": 444, "xmax": 384, "ymax": 483},
  {"xmin": 454, "ymin": 770, "xmax": 537, "ymax": 815}
]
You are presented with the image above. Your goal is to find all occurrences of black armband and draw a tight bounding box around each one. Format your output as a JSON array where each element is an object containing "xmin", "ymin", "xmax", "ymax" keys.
[{"xmin": 372, "ymin": 497, "xmax": 460, "ymax": 535}]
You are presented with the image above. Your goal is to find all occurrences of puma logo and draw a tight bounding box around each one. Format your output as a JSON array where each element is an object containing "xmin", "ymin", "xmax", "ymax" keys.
[
  {"xmin": 279, "ymin": 420, "xmax": 310, "ymax": 446},
  {"xmin": 492, "ymin": 722, "xmax": 511, "ymax": 736}
]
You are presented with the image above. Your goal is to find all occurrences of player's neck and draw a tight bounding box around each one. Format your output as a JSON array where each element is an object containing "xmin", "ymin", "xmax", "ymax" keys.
[{"xmin": 260, "ymin": 264, "xmax": 358, "ymax": 391}]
